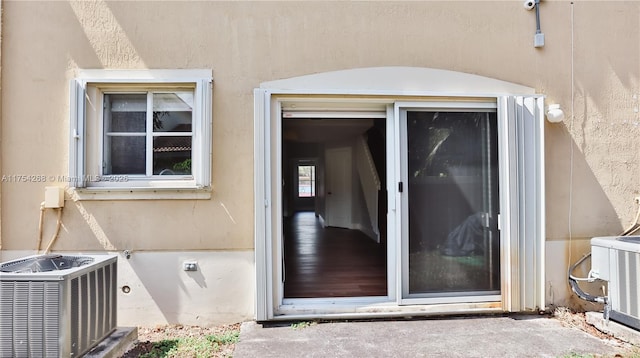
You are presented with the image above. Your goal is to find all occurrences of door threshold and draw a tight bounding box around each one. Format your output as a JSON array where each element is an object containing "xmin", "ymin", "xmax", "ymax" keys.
[
  {"xmin": 274, "ymin": 301, "xmax": 503, "ymax": 321},
  {"xmin": 282, "ymin": 296, "xmax": 389, "ymax": 306}
]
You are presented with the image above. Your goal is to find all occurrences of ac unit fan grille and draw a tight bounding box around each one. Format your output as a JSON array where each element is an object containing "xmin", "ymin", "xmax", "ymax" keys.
[{"xmin": 0, "ymin": 281, "xmax": 60, "ymax": 358}]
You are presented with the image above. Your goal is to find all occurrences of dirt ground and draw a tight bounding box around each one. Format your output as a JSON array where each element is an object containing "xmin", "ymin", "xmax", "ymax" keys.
[
  {"xmin": 554, "ymin": 307, "xmax": 613, "ymax": 339},
  {"xmin": 553, "ymin": 306, "xmax": 639, "ymax": 356},
  {"xmin": 121, "ymin": 323, "xmax": 241, "ymax": 358}
]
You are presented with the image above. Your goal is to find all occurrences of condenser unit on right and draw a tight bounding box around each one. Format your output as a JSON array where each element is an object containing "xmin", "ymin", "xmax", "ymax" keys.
[{"xmin": 591, "ymin": 236, "xmax": 640, "ymax": 331}]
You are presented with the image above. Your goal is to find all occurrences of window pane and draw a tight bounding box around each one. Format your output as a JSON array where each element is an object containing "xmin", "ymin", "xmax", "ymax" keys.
[
  {"xmin": 298, "ymin": 165, "xmax": 315, "ymax": 197},
  {"xmin": 153, "ymin": 93, "xmax": 193, "ymax": 133},
  {"xmin": 101, "ymin": 91, "xmax": 196, "ymax": 179},
  {"xmin": 407, "ymin": 111, "xmax": 500, "ymax": 295},
  {"xmin": 153, "ymin": 111, "xmax": 192, "ymax": 132},
  {"xmin": 105, "ymin": 94, "xmax": 146, "ymax": 132},
  {"xmin": 153, "ymin": 136, "xmax": 192, "ymax": 175},
  {"xmin": 105, "ymin": 136, "xmax": 146, "ymax": 175}
]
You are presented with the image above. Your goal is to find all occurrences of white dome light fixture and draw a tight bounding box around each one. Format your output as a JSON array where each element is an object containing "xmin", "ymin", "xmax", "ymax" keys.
[{"xmin": 546, "ymin": 104, "xmax": 565, "ymax": 123}]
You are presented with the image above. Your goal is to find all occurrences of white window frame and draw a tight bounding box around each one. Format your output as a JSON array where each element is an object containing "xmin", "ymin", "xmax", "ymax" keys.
[{"xmin": 70, "ymin": 69, "xmax": 212, "ymax": 200}]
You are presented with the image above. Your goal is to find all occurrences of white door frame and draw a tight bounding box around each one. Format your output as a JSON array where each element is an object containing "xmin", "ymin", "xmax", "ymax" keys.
[{"xmin": 254, "ymin": 67, "xmax": 545, "ymax": 321}]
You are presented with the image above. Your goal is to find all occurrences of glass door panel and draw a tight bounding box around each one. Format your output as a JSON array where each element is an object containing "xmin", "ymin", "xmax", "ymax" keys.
[{"xmin": 403, "ymin": 109, "xmax": 500, "ymax": 299}]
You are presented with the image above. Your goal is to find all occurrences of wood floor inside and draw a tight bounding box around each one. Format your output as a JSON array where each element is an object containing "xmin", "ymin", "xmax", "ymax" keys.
[{"xmin": 283, "ymin": 212, "xmax": 387, "ymax": 298}]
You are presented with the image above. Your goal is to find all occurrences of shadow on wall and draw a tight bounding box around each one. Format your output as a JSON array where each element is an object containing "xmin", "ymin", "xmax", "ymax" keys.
[
  {"xmin": 545, "ymin": 122, "xmax": 626, "ymax": 241},
  {"xmin": 545, "ymin": 122, "xmax": 636, "ymax": 311},
  {"xmin": 117, "ymin": 251, "xmax": 253, "ymax": 326},
  {"xmin": 120, "ymin": 253, "xmax": 212, "ymax": 324},
  {"xmin": 117, "ymin": 253, "xmax": 185, "ymax": 325}
]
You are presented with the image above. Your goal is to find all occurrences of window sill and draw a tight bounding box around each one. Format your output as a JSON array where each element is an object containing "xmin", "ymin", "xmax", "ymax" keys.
[{"xmin": 71, "ymin": 186, "xmax": 212, "ymax": 201}]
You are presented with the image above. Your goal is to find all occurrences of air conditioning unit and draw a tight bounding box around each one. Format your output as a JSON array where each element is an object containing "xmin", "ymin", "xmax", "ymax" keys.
[
  {"xmin": 591, "ymin": 236, "xmax": 640, "ymax": 330},
  {"xmin": 0, "ymin": 254, "xmax": 117, "ymax": 358}
]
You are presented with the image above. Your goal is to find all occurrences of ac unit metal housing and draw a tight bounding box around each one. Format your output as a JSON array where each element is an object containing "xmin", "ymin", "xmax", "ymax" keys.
[
  {"xmin": 0, "ymin": 254, "xmax": 117, "ymax": 357},
  {"xmin": 591, "ymin": 236, "xmax": 640, "ymax": 330}
]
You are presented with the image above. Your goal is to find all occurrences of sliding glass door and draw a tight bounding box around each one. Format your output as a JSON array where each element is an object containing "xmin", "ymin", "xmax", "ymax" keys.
[{"xmin": 399, "ymin": 104, "xmax": 500, "ymax": 302}]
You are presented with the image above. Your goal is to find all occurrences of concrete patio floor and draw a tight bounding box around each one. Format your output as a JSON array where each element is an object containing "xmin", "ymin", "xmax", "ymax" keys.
[{"xmin": 233, "ymin": 314, "xmax": 636, "ymax": 358}]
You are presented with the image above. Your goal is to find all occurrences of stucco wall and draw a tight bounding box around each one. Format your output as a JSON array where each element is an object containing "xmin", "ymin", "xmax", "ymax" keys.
[{"xmin": 1, "ymin": 0, "xmax": 639, "ymax": 321}]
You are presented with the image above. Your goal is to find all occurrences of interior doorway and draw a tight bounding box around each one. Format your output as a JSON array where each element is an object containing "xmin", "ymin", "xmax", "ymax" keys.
[
  {"xmin": 324, "ymin": 147, "xmax": 353, "ymax": 228},
  {"xmin": 282, "ymin": 115, "xmax": 388, "ymax": 299},
  {"xmin": 290, "ymin": 159, "xmax": 317, "ymax": 213}
]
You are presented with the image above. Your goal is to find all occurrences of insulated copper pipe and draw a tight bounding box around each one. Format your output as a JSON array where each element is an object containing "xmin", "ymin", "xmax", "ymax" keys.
[
  {"xmin": 43, "ymin": 208, "xmax": 63, "ymax": 254},
  {"xmin": 36, "ymin": 202, "xmax": 46, "ymax": 253}
]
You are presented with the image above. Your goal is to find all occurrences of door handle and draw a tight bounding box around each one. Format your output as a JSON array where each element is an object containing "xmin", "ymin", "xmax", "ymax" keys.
[{"xmin": 328, "ymin": 192, "xmax": 332, "ymax": 195}]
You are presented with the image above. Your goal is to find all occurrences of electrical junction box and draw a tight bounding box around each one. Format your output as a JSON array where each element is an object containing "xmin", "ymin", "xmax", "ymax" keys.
[
  {"xmin": 44, "ymin": 186, "xmax": 65, "ymax": 208},
  {"xmin": 534, "ymin": 33, "xmax": 545, "ymax": 48}
]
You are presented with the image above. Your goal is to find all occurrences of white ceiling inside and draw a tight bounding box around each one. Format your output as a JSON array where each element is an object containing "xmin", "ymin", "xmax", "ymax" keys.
[{"xmin": 283, "ymin": 118, "xmax": 375, "ymax": 143}]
